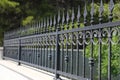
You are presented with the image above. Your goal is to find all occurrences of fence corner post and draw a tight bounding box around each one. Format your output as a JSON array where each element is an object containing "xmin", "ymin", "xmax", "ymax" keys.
[{"xmin": 18, "ymin": 39, "xmax": 21, "ymax": 65}]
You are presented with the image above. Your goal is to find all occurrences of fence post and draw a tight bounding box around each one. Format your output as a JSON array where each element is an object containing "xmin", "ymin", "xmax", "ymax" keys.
[
  {"xmin": 2, "ymin": 35, "xmax": 5, "ymax": 60},
  {"xmin": 54, "ymin": 10, "xmax": 62, "ymax": 80},
  {"xmin": 18, "ymin": 39, "xmax": 21, "ymax": 65},
  {"xmin": 54, "ymin": 29, "xmax": 61, "ymax": 80}
]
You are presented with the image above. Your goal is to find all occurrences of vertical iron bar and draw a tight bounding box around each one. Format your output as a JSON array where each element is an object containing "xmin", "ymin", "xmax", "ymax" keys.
[
  {"xmin": 108, "ymin": 29, "xmax": 112, "ymax": 80},
  {"xmin": 43, "ymin": 37, "xmax": 45, "ymax": 67},
  {"xmin": 60, "ymin": 37, "xmax": 64, "ymax": 71},
  {"xmin": 108, "ymin": 0, "xmax": 114, "ymax": 79},
  {"xmin": 98, "ymin": 29, "xmax": 102, "ymax": 80},
  {"xmin": 83, "ymin": 0, "xmax": 88, "ymax": 75},
  {"xmin": 76, "ymin": 33, "xmax": 79, "ymax": 75},
  {"xmin": 18, "ymin": 37, "xmax": 21, "ymax": 65},
  {"xmin": 46, "ymin": 37, "xmax": 48, "ymax": 67},
  {"xmin": 89, "ymin": 33, "xmax": 94, "ymax": 80},
  {"xmin": 49, "ymin": 37, "xmax": 51, "ymax": 68},
  {"xmin": 98, "ymin": 0, "xmax": 104, "ymax": 79},
  {"xmin": 65, "ymin": 34, "xmax": 68, "ymax": 73},
  {"xmin": 89, "ymin": 0, "xmax": 94, "ymax": 80},
  {"xmin": 83, "ymin": 31, "xmax": 86, "ymax": 77},
  {"xmin": 71, "ymin": 34, "xmax": 73, "ymax": 74},
  {"xmin": 40, "ymin": 38, "xmax": 42, "ymax": 66},
  {"xmin": 54, "ymin": 10, "xmax": 61, "ymax": 79}
]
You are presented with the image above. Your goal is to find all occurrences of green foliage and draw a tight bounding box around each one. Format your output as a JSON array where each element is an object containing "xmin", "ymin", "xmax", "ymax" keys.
[
  {"xmin": 0, "ymin": 0, "xmax": 19, "ymax": 9},
  {"xmin": 85, "ymin": 3, "xmax": 120, "ymax": 79},
  {"xmin": 113, "ymin": 3, "xmax": 120, "ymax": 21},
  {"xmin": 22, "ymin": 16, "xmax": 34, "ymax": 26}
]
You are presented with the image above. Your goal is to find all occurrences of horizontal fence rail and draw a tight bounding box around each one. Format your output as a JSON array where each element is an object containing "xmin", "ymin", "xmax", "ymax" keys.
[{"xmin": 3, "ymin": 0, "xmax": 120, "ymax": 80}]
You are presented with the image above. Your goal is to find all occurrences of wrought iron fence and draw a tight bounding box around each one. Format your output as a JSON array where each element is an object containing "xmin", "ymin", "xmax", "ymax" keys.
[{"xmin": 3, "ymin": 0, "xmax": 120, "ymax": 80}]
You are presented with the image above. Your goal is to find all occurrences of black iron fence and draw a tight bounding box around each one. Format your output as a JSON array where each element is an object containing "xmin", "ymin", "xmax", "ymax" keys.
[{"xmin": 3, "ymin": 0, "xmax": 120, "ymax": 80}]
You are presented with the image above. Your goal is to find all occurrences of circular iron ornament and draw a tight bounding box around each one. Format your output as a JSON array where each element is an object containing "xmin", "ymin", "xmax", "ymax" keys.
[
  {"xmin": 41, "ymin": 37, "xmax": 44, "ymax": 45},
  {"xmin": 51, "ymin": 36, "xmax": 56, "ymax": 45},
  {"xmin": 43, "ymin": 36, "xmax": 46, "ymax": 45},
  {"xmin": 92, "ymin": 30, "xmax": 99, "ymax": 45},
  {"xmin": 50, "ymin": 36, "xmax": 54, "ymax": 45},
  {"xmin": 69, "ymin": 33, "xmax": 76, "ymax": 45},
  {"xmin": 40, "ymin": 37, "xmax": 43, "ymax": 45},
  {"xmin": 85, "ymin": 31, "xmax": 91, "ymax": 45},
  {"xmin": 48, "ymin": 36, "xmax": 52, "ymax": 46},
  {"xmin": 101, "ymin": 28, "xmax": 109, "ymax": 44},
  {"xmin": 62, "ymin": 34, "xmax": 66, "ymax": 45},
  {"xmin": 75, "ymin": 32, "xmax": 83, "ymax": 45},
  {"xmin": 37, "ymin": 38, "xmax": 39, "ymax": 45},
  {"xmin": 47, "ymin": 36, "xmax": 50, "ymax": 45},
  {"xmin": 64, "ymin": 33, "xmax": 70, "ymax": 45},
  {"xmin": 59, "ymin": 35, "xmax": 62, "ymax": 45},
  {"xmin": 59, "ymin": 34, "xmax": 64, "ymax": 45},
  {"xmin": 111, "ymin": 27, "xmax": 119, "ymax": 44},
  {"xmin": 45, "ymin": 36, "xmax": 49, "ymax": 45},
  {"xmin": 38, "ymin": 38, "xmax": 41, "ymax": 45},
  {"xmin": 54, "ymin": 36, "xmax": 56, "ymax": 45}
]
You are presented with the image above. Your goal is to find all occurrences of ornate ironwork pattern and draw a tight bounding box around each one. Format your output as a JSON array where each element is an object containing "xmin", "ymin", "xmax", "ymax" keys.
[{"xmin": 3, "ymin": 0, "xmax": 120, "ymax": 80}]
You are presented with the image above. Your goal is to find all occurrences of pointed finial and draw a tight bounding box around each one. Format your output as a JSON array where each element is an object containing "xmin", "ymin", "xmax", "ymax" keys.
[
  {"xmin": 90, "ymin": 0, "xmax": 94, "ymax": 25},
  {"xmin": 38, "ymin": 20, "xmax": 40, "ymax": 33},
  {"xmin": 36, "ymin": 21, "xmax": 39, "ymax": 34},
  {"xmin": 71, "ymin": 7, "xmax": 75, "ymax": 28},
  {"xmin": 99, "ymin": 0, "xmax": 104, "ymax": 24},
  {"xmin": 71, "ymin": 7, "xmax": 75, "ymax": 23},
  {"xmin": 41, "ymin": 19, "xmax": 44, "ymax": 33},
  {"xmin": 62, "ymin": 11, "xmax": 65, "ymax": 30},
  {"xmin": 47, "ymin": 17, "xmax": 49, "ymax": 32},
  {"xmin": 57, "ymin": 10, "xmax": 60, "ymax": 24},
  {"xmin": 77, "ymin": 5, "xmax": 81, "ymax": 28},
  {"xmin": 39, "ymin": 20, "xmax": 42, "ymax": 33},
  {"xmin": 109, "ymin": 0, "xmax": 114, "ymax": 22},
  {"xmin": 43, "ymin": 18, "xmax": 46, "ymax": 33},
  {"xmin": 66, "ymin": 9, "xmax": 70, "ymax": 29},
  {"xmin": 53, "ymin": 15, "xmax": 56, "ymax": 31},
  {"xmin": 50, "ymin": 16, "xmax": 53, "ymax": 32},
  {"xmin": 84, "ymin": 1, "xmax": 88, "ymax": 26},
  {"xmin": 57, "ymin": 10, "xmax": 61, "ymax": 30}
]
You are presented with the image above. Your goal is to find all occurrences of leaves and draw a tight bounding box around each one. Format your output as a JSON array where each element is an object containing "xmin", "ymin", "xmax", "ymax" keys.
[{"xmin": 22, "ymin": 16, "xmax": 34, "ymax": 26}]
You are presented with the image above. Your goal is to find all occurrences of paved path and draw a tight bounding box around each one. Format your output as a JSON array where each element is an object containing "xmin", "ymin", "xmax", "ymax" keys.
[
  {"xmin": 0, "ymin": 60, "xmax": 69, "ymax": 80},
  {"xmin": 0, "ymin": 65, "xmax": 30, "ymax": 80}
]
